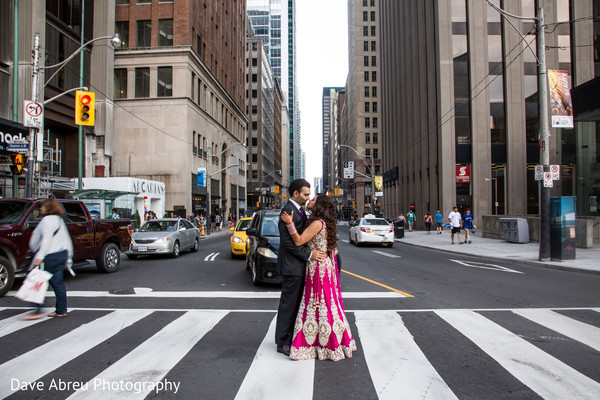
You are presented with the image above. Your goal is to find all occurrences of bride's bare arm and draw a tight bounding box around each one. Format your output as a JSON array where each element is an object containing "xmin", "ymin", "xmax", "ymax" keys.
[{"xmin": 286, "ymin": 219, "xmax": 324, "ymax": 246}]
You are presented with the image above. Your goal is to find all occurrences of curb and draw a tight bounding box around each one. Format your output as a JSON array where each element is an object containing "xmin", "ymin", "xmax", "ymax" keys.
[{"xmin": 395, "ymin": 238, "xmax": 600, "ymax": 275}]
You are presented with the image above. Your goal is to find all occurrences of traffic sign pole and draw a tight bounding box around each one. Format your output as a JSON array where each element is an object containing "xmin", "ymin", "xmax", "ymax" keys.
[{"xmin": 24, "ymin": 33, "xmax": 41, "ymax": 198}]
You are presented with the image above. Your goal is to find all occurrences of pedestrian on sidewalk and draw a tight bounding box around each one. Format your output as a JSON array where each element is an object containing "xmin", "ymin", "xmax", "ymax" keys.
[
  {"xmin": 216, "ymin": 213, "xmax": 222, "ymax": 231},
  {"xmin": 424, "ymin": 211, "xmax": 433, "ymax": 234},
  {"xmin": 406, "ymin": 210, "xmax": 415, "ymax": 232},
  {"xmin": 434, "ymin": 210, "xmax": 443, "ymax": 234},
  {"xmin": 462, "ymin": 209, "xmax": 475, "ymax": 244},
  {"xmin": 448, "ymin": 206, "xmax": 463, "ymax": 244}
]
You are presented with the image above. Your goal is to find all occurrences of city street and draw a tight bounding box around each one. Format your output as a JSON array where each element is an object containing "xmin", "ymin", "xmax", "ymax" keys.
[{"xmin": 1, "ymin": 226, "xmax": 599, "ymax": 399}]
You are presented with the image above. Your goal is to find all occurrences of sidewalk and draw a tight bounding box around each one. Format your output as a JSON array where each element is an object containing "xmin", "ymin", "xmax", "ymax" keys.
[
  {"xmin": 395, "ymin": 229, "xmax": 600, "ymax": 274},
  {"xmin": 199, "ymin": 228, "xmax": 232, "ymax": 239}
]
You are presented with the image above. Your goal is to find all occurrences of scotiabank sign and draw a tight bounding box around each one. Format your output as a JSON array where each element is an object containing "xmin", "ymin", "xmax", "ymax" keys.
[{"xmin": 456, "ymin": 165, "xmax": 470, "ymax": 183}]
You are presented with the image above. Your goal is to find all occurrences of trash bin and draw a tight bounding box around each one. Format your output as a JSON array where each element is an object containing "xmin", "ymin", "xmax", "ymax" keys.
[
  {"xmin": 394, "ymin": 220, "xmax": 405, "ymax": 239},
  {"xmin": 551, "ymin": 196, "xmax": 576, "ymax": 261}
]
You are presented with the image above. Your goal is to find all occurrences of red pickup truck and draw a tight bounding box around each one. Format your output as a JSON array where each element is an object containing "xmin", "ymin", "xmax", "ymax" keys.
[{"xmin": 0, "ymin": 199, "xmax": 132, "ymax": 297}]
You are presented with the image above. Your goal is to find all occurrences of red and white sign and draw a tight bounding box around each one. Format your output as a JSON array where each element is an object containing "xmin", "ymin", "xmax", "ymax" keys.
[
  {"xmin": 550, "ymin": 164, "xmax": 560, "ymax": 180},
  {"xmin": 456, "ymin": 165, "xmax": 470, "ymax": 183},
  {"xmin": 534, "ymin": 165, "xmax": 544, "ymax": 181},
  {"xmin": 543, "ymin": 172, "xmax": 553, "ymax": 187},
  {"xmin": 23, "ymin": 100, "xmax": 43, "ymax": 128}
]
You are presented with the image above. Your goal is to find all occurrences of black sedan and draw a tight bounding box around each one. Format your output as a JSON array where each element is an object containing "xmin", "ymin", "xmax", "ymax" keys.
[{"xmin": 245, "ymin": 211, "xmax": 281, "ymax": 285}]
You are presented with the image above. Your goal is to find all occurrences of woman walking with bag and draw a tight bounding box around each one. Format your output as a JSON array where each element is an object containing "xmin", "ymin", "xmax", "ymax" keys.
[{"xmin": 23, "ymin": 198, "xmax": 73, "ymax": 320}]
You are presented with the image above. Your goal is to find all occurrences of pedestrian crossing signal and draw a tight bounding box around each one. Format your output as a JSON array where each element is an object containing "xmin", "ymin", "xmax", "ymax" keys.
[
  {"xmin": 10, "ymin": 154, "xmax": 26, "ymax": 174},
  {"xmin": 75, "ymin": 90, "xmax": 95, "ymax": 126}
]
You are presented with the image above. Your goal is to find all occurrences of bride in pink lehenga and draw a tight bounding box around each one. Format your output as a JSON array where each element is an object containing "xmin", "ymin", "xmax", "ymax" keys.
[{"xmin": 280, "ymin": 194, "xmax": 357, "ymax": 361}]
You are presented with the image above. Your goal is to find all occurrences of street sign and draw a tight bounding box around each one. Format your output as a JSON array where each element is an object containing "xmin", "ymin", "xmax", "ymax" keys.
[
  {"xmin": 197, "ymin": 168, "xmax": 207, "ymax": 187},
  {"xmin": 343, "ymin": 161, "xmax": 354, "ymax": 179},
  {"xmin": 7, "ymin": 138, "xmax": 29, "ymax": 153},
  {"xmin": 375, "ymin": 192, "xmax": 383, "ymax": 197},
  {"xmin": 543, "ymin": 172, "xmax": 553, "ymax": 187},
  {"xmin": 23, "ymin": 100, "xmax": 43, "ymax": 128},
  {"xmin": 550, "ymin": 164, "xmax": 560, "ymax": 180},
  {"xmin": 534, "ymin": 165, "xmax": 544, "ymax": 181}
]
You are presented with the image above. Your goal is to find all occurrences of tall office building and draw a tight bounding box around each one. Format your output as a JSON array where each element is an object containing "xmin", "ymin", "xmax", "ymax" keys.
[
  {"xmin": 247, "ymin": 0, "xmax": 300, "ymax": 181},
  {"xmin": 379, "ymin": 0, "xmax": 600, "ymax": 227},
  {"xmin": 343, "ymin": 0, "xmax": 382, "ymax": 217},
  {"xmin": 323, "ymin": 87, "xmax": 344, "ymax": 191}
]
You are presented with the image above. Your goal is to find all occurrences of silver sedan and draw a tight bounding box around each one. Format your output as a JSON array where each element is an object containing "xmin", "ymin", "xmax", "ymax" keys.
[
  {"xmin": 127, "ymin": 218, "xmax": 200, "ymax": 259},
  {"xmin": 349, "ymin": 215, "xmax": 395, "ymax": 248}
]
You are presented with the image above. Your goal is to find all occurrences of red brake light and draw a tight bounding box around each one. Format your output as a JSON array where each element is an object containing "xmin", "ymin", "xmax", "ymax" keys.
[{"xmin": 360, "ymin": 227, "xmax": 369, "ymax": 232}]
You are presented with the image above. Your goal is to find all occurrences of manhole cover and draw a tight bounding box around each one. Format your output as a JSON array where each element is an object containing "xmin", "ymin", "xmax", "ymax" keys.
[{"xmin": 109, "ymin": 288, "xmax": 136, "ymax": 295}]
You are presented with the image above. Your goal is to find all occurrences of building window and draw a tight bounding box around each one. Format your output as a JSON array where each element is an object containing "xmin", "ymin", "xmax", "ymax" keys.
[
  {"xmin": 115, "ymin": 21, "xmax": 129, "ymax": 48},
  {"xmin": 252, "ymin": 170, "xmax": 258, "ymax": 179},
  {"xmin": 365, "ymin": 148, "xmax": 371, "ymax": 158},
  {"xmin": 370, "ymin": 0, "xmax": 375, "ymax": 5},
  {"xmin": 373, "ymin": 132, "xmax": 378, "ymax": 144},
  {"xmin": 252, "ymin": 58, "xmax": 258, "ymax": 67},
  {"xmin": 372, "ymin": 71, "xmax": 377, "ymax": 82},
  {"xmin": 252, "ymin": 154, "xmax": 258, "ymax": 162},
  {"xmin": 135, "ymin": 67, "xmax": 150, "ymax": 97},
  {"xmin": 191, "ymin": 72, "xmax": 195, "ymax": 100},
  {"xmin": 363, "ymin": 11, "xmax": 368, "ymax": 21},
  {"xmin": 371, "ymin": 11, "xmax": 376, "ymax": 21},
  {"xmin": 365, "ymin": 102, "xmax": 370, "ymax": 112},
  {"xmin": 363, "ymin": 0, "xmax": 368, "ymax": 6},
  {"xmin": 157, "ymin": 66, "xmax": 173, "ymax": 97},
  {"xmin": 252, "ymin": 122, "xmax": 258, "ymax": 130},
  {"xmin": 371, "ymin": 40, "xmax": 376, "ymax": 51},
  {"xmin": 252, "ymin": 137, "xmax": 258, "ymax": 146},
  {"xmin": 116, "ymin": 0, "xmax": 129, "ymax": 4},
  {"xmin": 137, "ymin": 0, "xmax": 151, "ymax": 3},
  {"xmin": 373, "ymin": 149, "xmax": 378, "ymax": 159},
  {"xmin": 373, "ymin": 117, "xmax": 378, "ymax": 128},
  {"xmin": 114, "ymin": 69, "xmax": 127, "ymax": 99},
  {"xmin": 364, "ymin": 41, "xmax": 369, "ymax": 51},
  {"xmin": 371, "ymin": 56, "xmax": 377, "ymax": 66},
  {"xmin": 252, "ymin": 73, "xmax": 258, "ymax": 82},
  {"xmin": 365, "ymin": 117, "xmax": 370, "ymax": 128},
  {"xmin": 364, "ymin": 87, "xmax": 370, "ymax": 97},
  {"xmin": 364, "ymin": 71, "xmax": 369, "ymax": 82},
  {"xmin": 372, "ymin": 86, "xmax": 377, "ymax": 97},
  {"xmin": 158, "ymin": 19, "xmax": 173, "ymax": 46},
  {"xmin": 365, "ymin": 132, "xmax": 371, "ymax": 143},
  {"xmin": 252, "ymin": 89, "xmax": 258, "ymax": 98},
  {"xmin": 371, "ymin": 26, "xmax": 376, "ymax": 36},
  {"xmin": 137, "ymin": 20, "xmax": 151, "ymax": 47},
  {"xmin": 252, "ymin": 105, "xmax": 257, "ymax": 114},
  {"xmin": 372, "ymin": 101, "xmax": 378, "ymax": 112},
  {"xmin": 363, "ymin": 26, "xmax": 369, "ymax": 36},
  {"xmin": 364, "ymin": 56, "xmax": 369, "ymax": 66}
]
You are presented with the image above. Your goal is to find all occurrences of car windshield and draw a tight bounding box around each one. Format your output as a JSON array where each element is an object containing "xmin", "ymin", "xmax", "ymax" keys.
[
  {"xmin": 140, "ymin": 221, "xmax": 178, "ymax": 232},
  {"xmin": 236, "ymin": 219, "xmax": 251, "ymax": 231},
  {"xmin": 362, "ymin": 219, "xmax": 390, "ymax": 226},
  {"xmin": 261, "ymin": 216, "xmax": 280, "ymax": 237},
  {"xmin": 0, "ymin": 202, "xmax": 30, "ymax": 224}
]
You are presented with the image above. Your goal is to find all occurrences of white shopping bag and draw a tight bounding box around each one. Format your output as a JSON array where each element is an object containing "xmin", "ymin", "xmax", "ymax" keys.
[{"xmin": 15, "ymin": 267, "xmax": 53, "ymax": 304}]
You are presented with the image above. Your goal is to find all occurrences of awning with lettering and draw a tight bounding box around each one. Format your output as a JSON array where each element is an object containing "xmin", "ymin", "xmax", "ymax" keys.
[{"xmin": 69, "ymin": 189, "xmax": 138, "ymax": 200}]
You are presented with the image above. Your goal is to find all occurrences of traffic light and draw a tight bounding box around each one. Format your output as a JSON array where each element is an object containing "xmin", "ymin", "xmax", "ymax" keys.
[
  {"xmin": 334, "ymin": 188, "xmax": 339, "ymax": 196},
  {"xmin": 10, "ymin": 154, "xmax": 26, "ymax": 174},
  {"xmin": 75, "ymin": 90, "xmax": 95, "ymax": 126},
  {"xmin": 274, "ymin": 185, "xmax": 280, "ymax": 194}
]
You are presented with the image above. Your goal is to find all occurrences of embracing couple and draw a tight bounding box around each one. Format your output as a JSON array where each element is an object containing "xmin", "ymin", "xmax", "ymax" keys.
[{"xmin": 275, "ymin": 179, "xmax": 357, "ymax": 361}]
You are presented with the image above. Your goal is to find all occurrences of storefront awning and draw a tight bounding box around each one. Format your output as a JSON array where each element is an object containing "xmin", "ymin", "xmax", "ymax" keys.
[{"xmin": 69, "ymin": 189, "xmax": 138, "ymax": 200}]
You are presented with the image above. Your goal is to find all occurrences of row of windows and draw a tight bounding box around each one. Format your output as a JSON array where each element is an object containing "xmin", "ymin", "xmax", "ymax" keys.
[
  {"xmin": 363, "ymin": 26, "xmax": 377, "ymax": 37},
  {"xmin": 114, "ymin": 67, "xmax": 173, "ymax": 98},
  {"xmin": 115, "ymin": 19, "xmax": 173, "ymax": 49},
  {"xmin": 364, "ymin": 86, "xmax": 378, "ymax": 97},
  {"xmin": 364, "ymin": 117, "xmax": 378, "ymax": 129},
  {"xmin": 364, "ymin": 148, "xmax": 379, "ymax": 159},
  {"xmin": 364, "ymin": 101, "xmax": 378, "ymax": 113},
  {"xmin": 363, "ymin": 40, "xmax": 377, "ymax": 52},
  {"xmin": 362, "ymin": 11, "xmax": 376, "ymax": 22},
  {"xmin": 364, "ymin": 70, "xmax": 377, "ymax": 82},
  {"xmin": 117, "ymin": 0, "xmax": 175, "ymax": 4},
  {"xmin": 364, "ymin": 56, "xmax": 377, "ymax": 67},
  {"xmin": 362, "ymin": 0, "xmax": 376, "ymax": 6},
  {"xmin": 364, "ymin": 132, "xmax": 378, "ymax": 144}
]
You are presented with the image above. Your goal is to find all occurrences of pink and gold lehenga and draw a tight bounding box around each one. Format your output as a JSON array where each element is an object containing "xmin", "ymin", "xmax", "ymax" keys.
[{"xmin": 289, "ymin": 220, "xmax": 357, "ymax": 361}]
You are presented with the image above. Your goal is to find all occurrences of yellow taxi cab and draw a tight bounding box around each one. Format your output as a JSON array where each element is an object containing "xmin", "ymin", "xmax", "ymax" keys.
[{"xmin": 230, "ymin": 217, "xmax": 253, "ymax": 258}]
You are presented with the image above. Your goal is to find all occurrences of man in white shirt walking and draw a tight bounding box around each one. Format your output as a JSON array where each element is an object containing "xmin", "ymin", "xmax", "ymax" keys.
[{"xmin": 448, "ymin": 206, "xmax": 463, "ymax": 245}]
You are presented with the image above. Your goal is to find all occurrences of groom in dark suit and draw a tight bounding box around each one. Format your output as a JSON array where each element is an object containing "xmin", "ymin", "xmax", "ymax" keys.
[{"xmin": 275, "ymin": 179, "xmax": 326, "ymax": 356}]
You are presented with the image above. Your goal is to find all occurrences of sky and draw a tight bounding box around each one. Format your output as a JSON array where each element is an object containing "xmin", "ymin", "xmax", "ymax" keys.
[{"xmin": 296, "ymin": 0, "xmax": 349, "ymax": 187}]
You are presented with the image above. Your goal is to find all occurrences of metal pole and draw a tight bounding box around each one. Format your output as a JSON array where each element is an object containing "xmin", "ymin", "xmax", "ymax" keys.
[
  {"xmin": 206, "ymin": 149, "xmax": 211, "ymax": 235},
  {"xmin": 12, "ymin": 0, "xmax": 19, "ymax": 198},
  {"xmin": 537, "ymin": 7, "xmax": 551, "ymax": 261},
  {"xmin": 78, "ymin": 0, "xmax": 85, "ymax": 191},
  {"xmin": 24, "ymin": 33, "xmax": 40, "ymax": 198}
]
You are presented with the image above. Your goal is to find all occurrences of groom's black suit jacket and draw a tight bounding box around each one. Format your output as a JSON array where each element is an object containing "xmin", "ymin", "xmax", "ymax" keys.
[{"xmin": 276, "ymin": 201, "xmax": 311, "ymax": 277}]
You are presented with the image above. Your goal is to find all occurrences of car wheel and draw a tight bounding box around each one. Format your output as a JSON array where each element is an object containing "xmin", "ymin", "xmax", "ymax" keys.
[
  {"xmin": 0, "ymin": 256, "xmax": 15, "ymax": 298},
  {"xmin": 126, "ymin": 254, "xmax": 138, "ymax": 260},
  {"xmin": 171, "ymin": 241, "xmax": 180, "ymax": 258},
  {"xmin": 191, "ymin": 238, "xmax": 199, "ymax": 252},
  {"xmin": 251, "ymin": 263, "xmax": 260, "ymax": 286},
  {"xmin": 96, "ymin": 242, "xmax": 120, "ymax": 273},
  {"xmin": 245, "ymin": 254, "xmax": 251, "ymax": 271},
  {"xmin": 387, "ymin": 242, "xmax": 394, "ymax": 248},
  {"xmin": 355, "ymin": 235, "xmax": 361, "ymax": 247},
  {"xmin": 349, "ymin": 233, "xmax": 353, "ymax": 244}
]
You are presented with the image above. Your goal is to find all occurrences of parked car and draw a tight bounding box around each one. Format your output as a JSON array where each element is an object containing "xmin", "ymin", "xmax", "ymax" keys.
[
  {"xmin": 0, "ymin": 199, "xmax": 132, "ymax": 298},
  {"xmin": 230, "ymin": 217, "xmax": 253, "ymax": 258},
  {"xmin": 245, "ymin": 211, "xmax": 281, "ymax": 285},
  {"xmin": 349, "ymin": 214, "xmax": 395, "ymax": 247},
  {"xmin": 127, "ymin": 218, "xmax": 199, "ymax": 259}
]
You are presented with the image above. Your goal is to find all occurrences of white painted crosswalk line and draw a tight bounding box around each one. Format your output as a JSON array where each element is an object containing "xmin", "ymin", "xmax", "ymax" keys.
[
  {"xmin": 0, "ymin": 309, "xmax": 152, "ymax": 398},
  {"xmin": 0, "ymin": 311, "xmax": 49, "ymax": 338},
  {"xmin": 204, "ymin": 252, "xmax": 216, "ymax": 261},
  {"xmin": 513, "ymin": 309, "xmax": 600, "ymax": 352},
  {"xmin": 354, "ymin": 310, "xmax": 458, "ymax": 400},
  {"xmin": 67, "ymin": 310, "xmax": 226, "ymax": 399},
  {"xmin": 234, "ymin": 316, "xmax": 314, "ymax": 400},
  {"xmin": 435, "ymin": 309, "xmax": 600, "ymax": 400}
]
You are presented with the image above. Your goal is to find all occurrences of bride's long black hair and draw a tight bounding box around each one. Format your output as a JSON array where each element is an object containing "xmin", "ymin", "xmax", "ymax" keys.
[{"xmin": 307, "ymin": 193, "xmax": 337, "ymax": 252}]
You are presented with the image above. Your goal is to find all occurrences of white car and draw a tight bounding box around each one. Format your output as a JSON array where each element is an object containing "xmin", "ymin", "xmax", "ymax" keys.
[{"xmin": 349, "ymin": 215, "xmax": 394, "ymax": 247}]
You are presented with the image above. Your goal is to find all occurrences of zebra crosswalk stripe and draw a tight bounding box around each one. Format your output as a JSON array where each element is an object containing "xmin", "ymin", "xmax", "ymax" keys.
[
  {"xmin": 0, "ymin": 309, "xmax": 152, "ymax": 398},
  {"xmin": 0, "ymin": 311, "xmax": 48, "ymax": 339},
  {"xmin": 67, "ymin": 310, "xmax": 226, "ymax": 399},
  {"xmin": 512, "ymin": 309, "xmax": 600, "ymax": 352},
  {"xmin": 354, "ymin": 310, "xmax": 458, "ymax": 400},
  {"xmin": 234, "ymin": 316, "xmax": 315, "ymax": 400},
  {"xmin": 435, "ymin": 309, "xmax": 600, "ymax": 400}
]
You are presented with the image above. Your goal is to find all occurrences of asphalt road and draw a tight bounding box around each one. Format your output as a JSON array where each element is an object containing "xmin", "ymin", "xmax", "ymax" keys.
[{"xmin": 1, "ymin": 226, "xmax": 599, "ymax": 399}]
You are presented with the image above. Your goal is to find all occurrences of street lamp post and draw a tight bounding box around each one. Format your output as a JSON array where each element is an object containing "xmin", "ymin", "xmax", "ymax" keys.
[{"xmin": 337, "ymin": 144, "xmax": 375, "ymax": 216}]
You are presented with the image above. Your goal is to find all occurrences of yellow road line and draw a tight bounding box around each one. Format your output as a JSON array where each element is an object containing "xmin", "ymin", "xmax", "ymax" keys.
[{"xmin": 341, "ymin": 269, "xmax": 414, "ymax": 297}]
